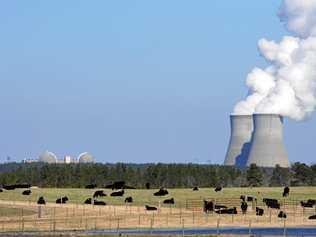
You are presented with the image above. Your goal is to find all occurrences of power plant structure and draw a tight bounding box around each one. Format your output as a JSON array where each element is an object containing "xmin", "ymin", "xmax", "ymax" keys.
[{"xmin": 224, "ymin": 113, "xmax": 290, "ymax": 168}]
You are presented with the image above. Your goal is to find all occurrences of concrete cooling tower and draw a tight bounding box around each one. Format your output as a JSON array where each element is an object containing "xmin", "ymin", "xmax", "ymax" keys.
[
  {"xmin": 246, "ymin": 114, "xmax": 290, "ymax": 168},
  {"xmin": 224, "ymin": 115, "xmax": 254, "ymax": 167}
]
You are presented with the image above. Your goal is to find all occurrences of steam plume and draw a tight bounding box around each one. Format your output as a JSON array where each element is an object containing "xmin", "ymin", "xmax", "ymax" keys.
[{"xmin": 233, "ymin": 0, "xmax": 316, "ymax": 120}]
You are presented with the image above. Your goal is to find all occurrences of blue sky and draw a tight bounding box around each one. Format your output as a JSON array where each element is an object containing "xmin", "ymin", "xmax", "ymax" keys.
[{"xmin": 0, "ymin": 0, "xmax": 315, "ymax": 164}]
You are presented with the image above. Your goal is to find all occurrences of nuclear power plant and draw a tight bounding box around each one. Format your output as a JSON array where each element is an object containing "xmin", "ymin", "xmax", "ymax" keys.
[{"xmin": 224, "ymin": 114, "xmax": 290, "ymax": 168}]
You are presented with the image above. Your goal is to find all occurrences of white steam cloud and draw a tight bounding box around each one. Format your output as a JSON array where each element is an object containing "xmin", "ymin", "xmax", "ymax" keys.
[{"xmin": 233, "ymin": 0, "xmax": 316, "ymax": 120}]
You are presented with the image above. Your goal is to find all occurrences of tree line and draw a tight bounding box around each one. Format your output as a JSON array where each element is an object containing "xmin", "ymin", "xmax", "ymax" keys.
[{"xmin": 0, "ymin": 162, "xmax": 314, "ymax": 188}]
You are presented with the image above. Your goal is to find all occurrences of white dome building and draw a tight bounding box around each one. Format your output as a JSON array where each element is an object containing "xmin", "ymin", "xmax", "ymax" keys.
[
  {"xmin": 78, "ymin": 152, "xmax": 95, "ymax": 163},
  {"xmin": 38, "ymin": 151, "xmax": 58, "ymax": 164}
]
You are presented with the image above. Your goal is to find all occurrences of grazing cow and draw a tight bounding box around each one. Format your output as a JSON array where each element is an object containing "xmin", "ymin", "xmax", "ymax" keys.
[
  {"xmin": 308, "ymin": 215, "xmax": 316, "ymax": 220},
  {"xmin": 214, "ymin": 186, "xmax": 222, "ymax": 192},
  {"xmin": 241, "ymin": 201, "xmax": 248, "ymax": 214},
  {"xmin": 193, "ymin": 187, "xmax": 199, "ymax": 191},
  {"xmin": 145, "ymin": 182, "xmax": 150, "ymax": 189},
  {"xmin": 203, "ymin": 200, "xmax": 214, "ymax": 213},
  {"xmin": 56, "ymin": 196, "xmax": 69, "ymax": 204},
  {"xmin": 85, "ymin": 184, "xmax": 97, "ymax": 189},
  {"xmin": 3, "ymin": 185, "xmax": 15, "ymax": 190},
  {"xmin": 37, "ymin": 196, "xmax": 46, "ymax": 205},
  {"xmin": 84, "ymin": 198, "xmax": 93, "ymax": 204},
  {"xmin": 216, "ymin": 207, "xmax": 237, "ymax": 214},
  {"xmin": 93, "ymin": 190, "xmax": 106, "ymax": 198},
  {"xmin": 215, "ymin": 204, "xmax": 227, "ymax": 210},
  {"xmin": 153, "ymin": 188, "xmax": 169, "ymax": 196},
  {"xmin": 301, "ymin": 200, "xmax": 316, "ymax": 208},
  {"xmin": 263, "ymin": 198, "xmax": 280, "ymax": 209},
  {"xmin": 125, "ymin": 196, "xmax": 133, "ymax": 203},
  {"xmin": 240, "ymin": 195, "xmax": 246, "ymax": 202},
  {"xmin": 163, "ymin": 198, "xmax": 175, "ymax": 204},
  {"xmin": 0, "ymin": 189, "xmax": 3, "ymax": 192},
  {"xmin": 22, "ymin": 190, "xmax": 31, "ymax": 195},
  {"xmin": 278, "ymin": 211, "xmax": 287, "ymax": 219},
  {"xmin": 94, "ymin": 200, "xmax": 106, "ymax": 206},
  {"xmin": 110, "ymin": 190, "xmax": 124, "ymax": 197},
  {"xmin": 256, "ymin": 207, "xmax": 264, "ymax": 216},
  {"xmin": 145, "ymin": 205, "xmax": 157, "ymax": 211},
  {"xmin": 283, "ymin": 187, "xmax": 290, "ymax": 197},
  {"xmin": 15, "ymin": 183, "xmax": 31, "ymax": 189},
  {"xmin": 105, "ymin": 181, "xmax": 125, "ymax": 190}
]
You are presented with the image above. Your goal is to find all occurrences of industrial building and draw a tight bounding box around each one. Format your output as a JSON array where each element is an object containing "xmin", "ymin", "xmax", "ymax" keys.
[{"xmin": 224, "ymin": 114, "xmax": 290, "ymax": 168}]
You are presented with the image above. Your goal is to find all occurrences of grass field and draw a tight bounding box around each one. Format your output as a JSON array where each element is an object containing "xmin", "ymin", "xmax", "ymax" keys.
[{"xmin": 0, "ymin": 186, "xmax": 315, "ymax": 207}]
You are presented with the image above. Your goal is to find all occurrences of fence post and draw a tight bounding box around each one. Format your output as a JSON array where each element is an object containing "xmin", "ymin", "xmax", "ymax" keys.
[
  {"xmin": 216, "ymin": 216, "xmax": 220, "ymax": 236},
  {"xmin": 283, "ymin": 219, "xmax": 286, "ymax": 236},
  {"xmin": 182, "ymin": 218, "xmax": 185, "ymax": 237},
  {"xmin": 248, "ymin": 220, "xmax": 252, "ymax": 236}
]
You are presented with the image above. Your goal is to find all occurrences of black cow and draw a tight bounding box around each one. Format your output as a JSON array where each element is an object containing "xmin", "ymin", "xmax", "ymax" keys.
[
  {"xmin": 145, "ymin": 205, "xmax": 157, "ymax": 211},
  {"xmin": 278, "ymin": 211, "xmax": 287, "ymax": 219},
  {"xmin": 94, "ymin": 200, "xmax": 106, "ymax": 206},
  {"xmin": 216, "ymin": 207, "xmax": 237, "ymax": 214},
  {"xmin": 203, "ymin": 200, "xmax": 214, "ymax": 213},
  {"xmin": 256, "ymin": 207, "xmax": 264, "ymax": 216},
  {"xmin": 154, "ymin": 188, "xmax": 168, "ymax": 196},
  {"xmin": 246, "ymin": 196, "xmax": 256, "ymax": 202},
  {"xmin": 0, "ymin": 189, "xmax": 3, "ymax": 192},
  {"xmin": 283, "ymin": 187, "xmax": 290, "ymax": 197},
  {"xmin": 37, "ymin": 196, "xmax": 46, "ymax": 205},
  {"xmin": 84, "ymin": 198, "xmax": 92, "ymax": 204},
  {"xmin": 105, "ymin": 181, "xmax": 125, "ymax": 190},
  {"xmin": 3, "ymin": 185, "xmax": 15, "ymax": 190},
  {"xmin": 193, "ymin": 187, "xmax": 199, "ymax": 191},
  {"xmin": 145, "ymin": 182, "xmax": 150, "ymax": 189},
  {"xmin": 125, "ymin": 196, "xmax": 133, "ymax": 203},
  {"xmin": 241, "ymin": 201, "xmax": 248, "ymax": 214},
  {"xmin": 93, "ymin": 190, "xmax": 106, "ymax": 198},
  {"xmin": 110, "ymin": 190, "xmax": 124, "ymax": 197},
  {"xmin": 22, "ymin": 190, "xmax": 31, "ymax": 195},
  {"xmin": 240, "ymin": 195, "xmax": 246, "ymax": 202},
  {"xmin": 56, "ymin": 196, "xmax": 69, "ymax": 204},
  {"xmin": 215, "ymin": 204, "xmax": 227, "ymax": 210},
  {"xmin": 163, "ymin": 198, "xmax": 175, "ymax": 204},
  {"xmin": 263, "ymin": 198, "xmax": 280, "ymax": 209},
  {"xmin": 15, "ymin": 183, "xmax": 31, "ymax": 189},
  {"xmin": 214, "ymin": 186, "xmax": 222, "ymax": 192},
  {"xmin": 308, "ymin": 215, "xmax": 316, "ymax": 220},
  {"xmin": 85, "ymin": 184, "xmax": 97, "ymax": 189}
]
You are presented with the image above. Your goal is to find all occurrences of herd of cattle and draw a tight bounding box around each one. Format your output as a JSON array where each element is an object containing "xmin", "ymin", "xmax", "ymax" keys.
[
  {"xmin": 1, "ymin": 183, "xmax": 316, "ymax": 219},
  {"xmin": 203, "ymin": 186, "xmax": 316, "ymax": 220}
]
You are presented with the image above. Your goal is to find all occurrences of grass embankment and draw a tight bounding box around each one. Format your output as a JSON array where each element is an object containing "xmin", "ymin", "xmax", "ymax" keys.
[{"xmin": 0, "ymin": 187, "xmax": 315, "ymax": 208}]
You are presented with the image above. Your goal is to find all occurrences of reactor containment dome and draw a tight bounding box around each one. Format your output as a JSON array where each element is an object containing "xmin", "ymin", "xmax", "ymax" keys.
[
  {"xmin": 38, "ymin": 151, "xmax": 58, "ymax": 164},
  {"xmin": 78, "ymin": 152, "xmax": 95, "ymax": 163}
]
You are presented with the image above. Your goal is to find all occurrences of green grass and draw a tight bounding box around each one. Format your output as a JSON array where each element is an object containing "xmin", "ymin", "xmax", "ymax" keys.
[{"xmin": 0, "ymin": 187, "xmax": 315, "ymax": 208}]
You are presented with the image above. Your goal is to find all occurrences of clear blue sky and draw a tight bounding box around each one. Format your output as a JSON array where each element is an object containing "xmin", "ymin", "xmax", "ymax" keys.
[{"xmin": 0, "ymin": 0, "xmax": 315, "ymax": 164}]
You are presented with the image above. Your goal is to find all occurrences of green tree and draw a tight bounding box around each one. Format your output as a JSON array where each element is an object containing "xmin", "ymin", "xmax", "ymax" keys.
[
  {"xmin": 269, "ymin": 165, "xmax": 291, "ymax": 186},
  {"xmin": 246, "ymin": 164, "xmax": 263, "ymax": 187}
]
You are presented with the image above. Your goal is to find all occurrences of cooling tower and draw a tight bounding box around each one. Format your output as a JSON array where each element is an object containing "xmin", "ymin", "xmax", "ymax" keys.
[
  {"xmin": 224, "ymin": 115, "xmax": 253, "ymax": 167},
  {"xmin": 246, "ymin": 114, "xmax": 290, "ymax": 168}
]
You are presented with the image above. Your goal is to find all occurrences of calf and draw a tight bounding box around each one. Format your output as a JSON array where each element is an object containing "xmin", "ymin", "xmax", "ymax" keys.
[
  {"xmin": 163, "ymin": 198, "xmax": 175, "ymax": 204},
  {"xmin": 125, "ymin": 196, "xmax": 133, "ymax": 203},
  {"xmin": 94, "ymin": 200, "xmax": 106, "ymax": 206},
  {"xmin": 256, "ymin": 207, "xmax": 264, "ymax": 216},
  {"xmin": 241, "ymin": 201, "xmax": 248, "ymax": 214},
  {"xmin": 37, "ymin": 196, "xmax": 46, "ymax": 205},
  {"xmin": 56, "ymin": 196, "xmax": 69, "ymax": 204},
  {"xmin": 203, "ymin": 200, "xmax": 214, "ymax": 213},
  {"xmin": 283, "ymin": 186, "xmax": 290, "ymax": 197},
  {"xmin": 110, "ymin": 190, "xmax": 124, "ymax": 197},
  {"xmin": 145, "ymin": 205, "xmax": 157, "ymax": 211},
  {"xmin": 193, "ymin": 187, "xmax": 199, "ymax": 191},
  {"xmin": 84, "ymin": 198, "xmax": 92, "ymax": 204},
  {"xmin": 308, "ymin": 215, "xmax": 316, "ymax": 220},
  {"xmin": 278, "ymin": 211, "xmax": 287, "ymax": 219},
  {"xmin": 214, "ymin": 186, "xmax": 222, "ymax": 192},
  {"xmin": 216, "ymin": 207, "xmax": 237, "ymax": 214},
  {"xmin": 153, "ymin": 188, "xmax": 168, "ymax": 196},
  {"xmin": 85, "ymin": 184, "xmax": 97, "ymax": 189},
  {"xmin": 93, "ymin": 190, "xmax": 106, "ymax": 198},
  {"xmin": 22, "ymin": 190, "xmax": 32, "ymax": 195}
]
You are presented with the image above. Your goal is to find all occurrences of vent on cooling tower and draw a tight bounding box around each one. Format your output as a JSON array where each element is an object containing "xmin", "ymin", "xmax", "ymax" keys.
[
  {"xmin": 246, "ymin": 114, "xmax": 290, "ymax": 168},
  {"xmin": 224, "ymin": 115, "xmax": 253, "ymax": 167}
]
